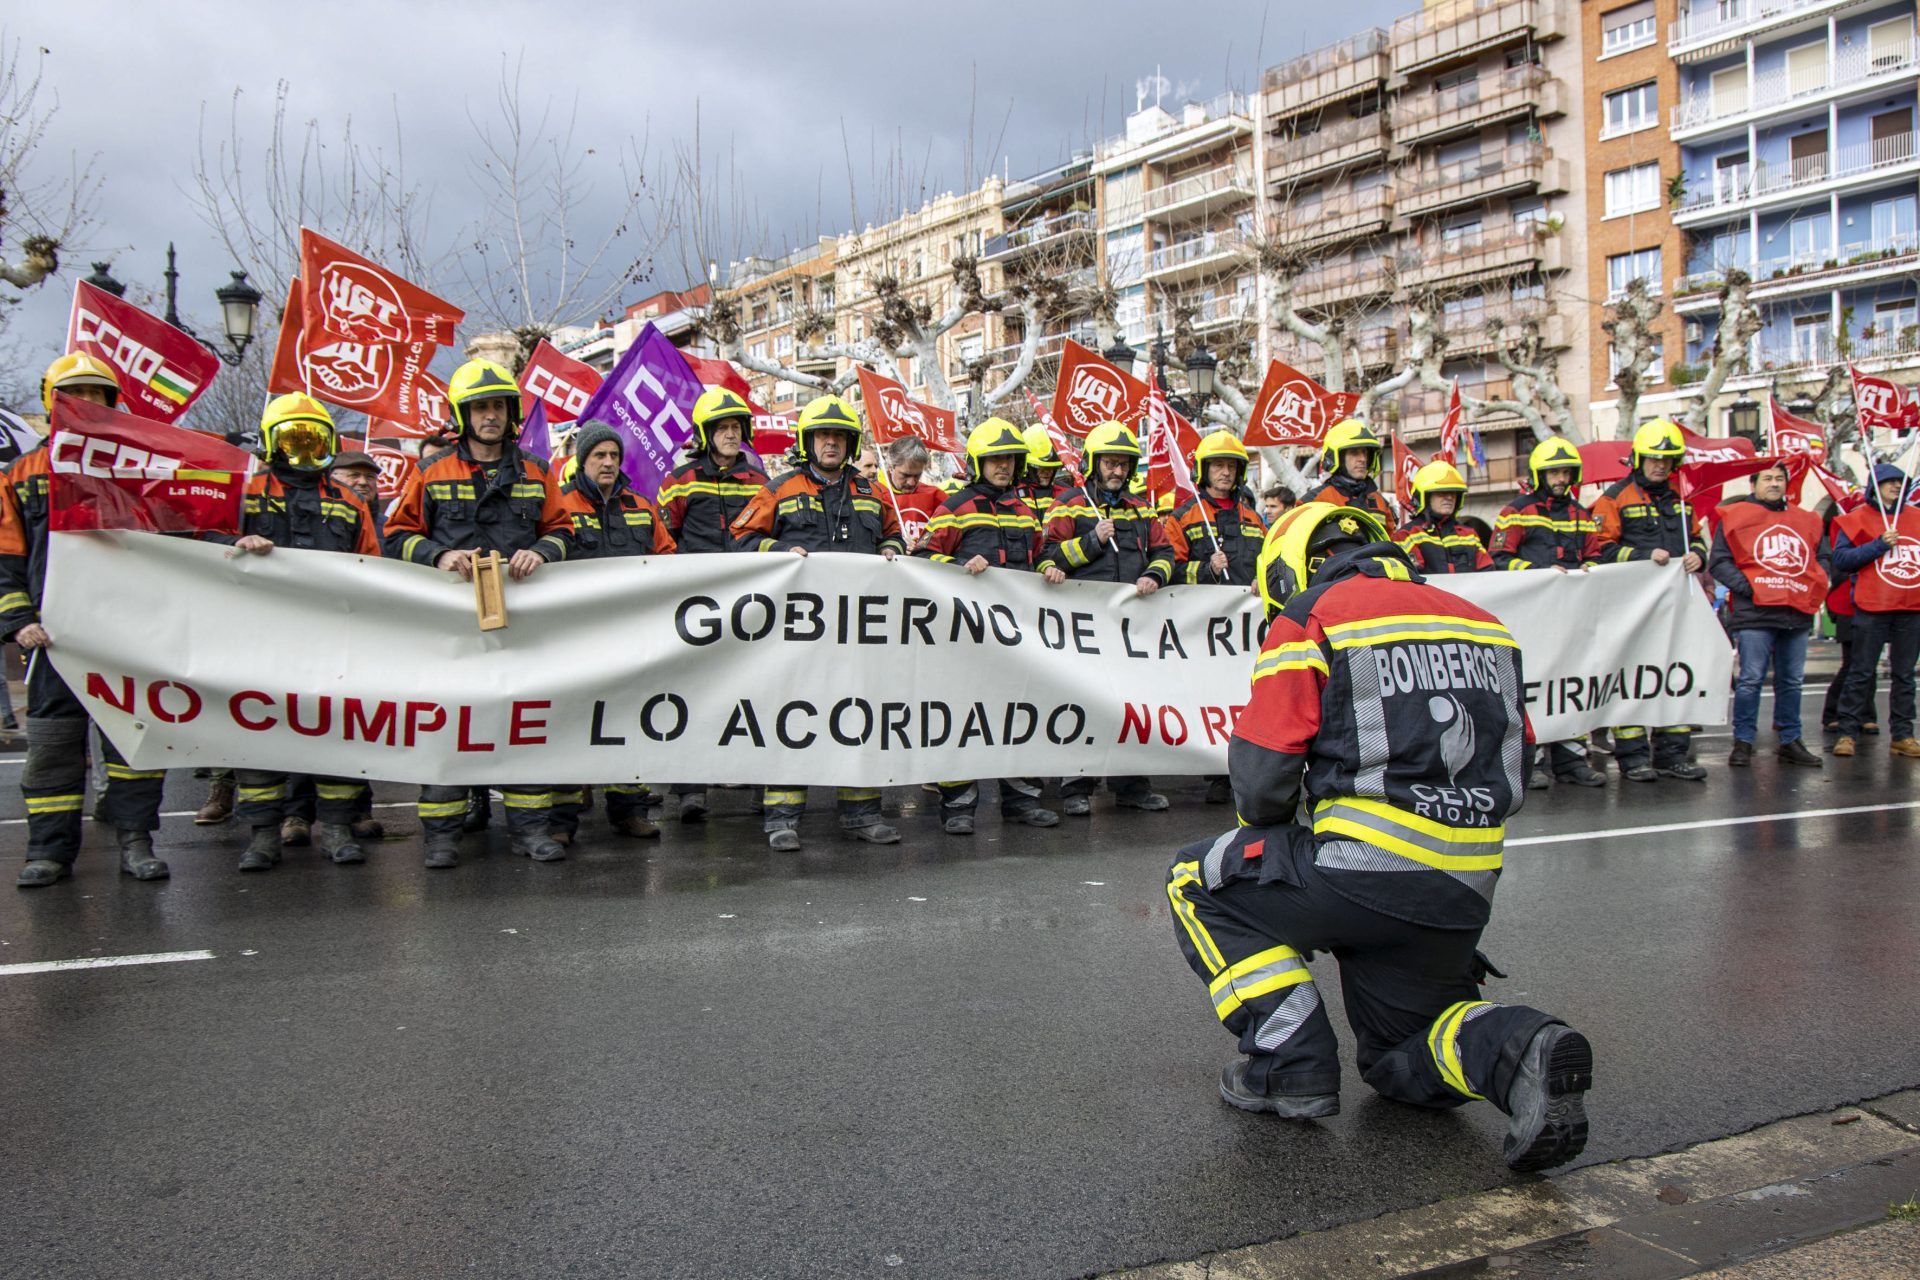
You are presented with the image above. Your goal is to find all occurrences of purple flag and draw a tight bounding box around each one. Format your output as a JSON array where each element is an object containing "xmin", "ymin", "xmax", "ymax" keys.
[
  {"xmin": 517, "ymin": 399, "xmax": 552, "ymax": 462},
  {"xmin": 573, "ymin": 322, "xmax": 701, "ymax": 499}
]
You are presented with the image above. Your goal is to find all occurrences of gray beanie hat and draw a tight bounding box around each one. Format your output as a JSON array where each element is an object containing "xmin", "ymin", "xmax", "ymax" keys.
[{"xmin": 573, "ymin": 420, "xmax": 623, "ymax": 466}]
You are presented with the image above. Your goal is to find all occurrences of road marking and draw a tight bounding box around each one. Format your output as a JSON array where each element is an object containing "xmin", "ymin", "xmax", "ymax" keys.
[
  {"xmin": 1511, "ymin": 800, "xmax": 1920, "ymax": 848},
  {"xmin": 0, "ymin": 949, "xmax": 216, "ymax": 977}
]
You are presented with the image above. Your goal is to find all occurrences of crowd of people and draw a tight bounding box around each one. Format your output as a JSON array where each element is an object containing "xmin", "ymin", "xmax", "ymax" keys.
[{"xmin": 2, "ymin": 352, "xmax": 1912, "ymax": 889}]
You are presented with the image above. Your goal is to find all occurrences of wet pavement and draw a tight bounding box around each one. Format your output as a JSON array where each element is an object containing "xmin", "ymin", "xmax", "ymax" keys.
[{"xmin": 2, "ymin": 685, "xmax": 1917, "ymax": 1279}]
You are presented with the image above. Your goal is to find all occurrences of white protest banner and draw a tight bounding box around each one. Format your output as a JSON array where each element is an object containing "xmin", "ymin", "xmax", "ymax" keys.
[{"xmin": 44, "ymin": 534, "xmax": 1728, "ymax": 785}]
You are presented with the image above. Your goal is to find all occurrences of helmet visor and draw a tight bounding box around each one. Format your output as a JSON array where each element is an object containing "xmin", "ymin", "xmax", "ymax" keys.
[{"xmin": 275, "ymin": 422, "xmax": 334, "ymax": 469}]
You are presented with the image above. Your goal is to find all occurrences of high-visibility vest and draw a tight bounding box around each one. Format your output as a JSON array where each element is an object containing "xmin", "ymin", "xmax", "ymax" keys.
[
  {"xmin": 1718, "ymin": 501, "xmax": 1825, "ymax": 615},
  {"xmin": 1837, "ymin": 504, "xmax": 1920, "ymax": 613}
]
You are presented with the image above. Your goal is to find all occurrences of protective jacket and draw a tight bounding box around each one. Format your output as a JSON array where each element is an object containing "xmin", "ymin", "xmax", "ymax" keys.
[
  {"xmin": 1310, "ymin": 474, "xmax": 1396, "ymax": 526},
  {"xmin": 1492, "ymin": 491, "xmax": 1601, "ymax": 570},
  {"xmin": 1038, "ymin": 487, "xmax": 1174, "ymax": 585},
  {"xmin": 1229, "ymin": 543, "xmax": 1528, "ymax": 930},
  {"xmin": 916, "ymin": 481, "xmax": 1042, "ymax": 569},
  {"xmin": 730, "ymin": 465, "xmax": 905, "ymax": 555},
  {"xmin": 558, "ymin": 471, "xmax": 676, "ymax": 559},
  {"xmin": 1019, "ymin": 476, "xmax": 1072, "ymax": 524},
  {"xmin": 1166, "ymin": 493, "xmax": 1266, "ymax": 585},
  {"xmin": 384, "ymin": 443, "xmax": 571, "ymax": 566},
  {"xmin": 658, "ymin": 453, "xmax": 769, "ymax": 553},
  {"xmin": 1593, "ymin": 472, "xmax": 1704, "ymax": 564},
  {"xmin": 1833, "ymin": 502, "xmax": 1920, "ymax": 614},
  {"xmin": 0, "ymin": 446, "xmax": 54, "ymax": 638},
  {"xmin": 1395, "ymin": 513, "xmax": 1492, "ymax": 574},
  {"xmin": 204, "ymin": 467, "xmax": 381, "ymax": 556},
  {"xmin": 1707, "ymin": 496, "xmax": 1828, "ymax": 631}
]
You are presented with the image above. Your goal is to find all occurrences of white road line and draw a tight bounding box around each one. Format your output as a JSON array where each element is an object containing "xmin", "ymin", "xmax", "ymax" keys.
[
  {"xmin": 0, "ymin": 949, "xmax": 216, "ymax": 977},
  {"xmin": 1510, "ymin": 800, "xmax": 1920, "ymax": 848}
]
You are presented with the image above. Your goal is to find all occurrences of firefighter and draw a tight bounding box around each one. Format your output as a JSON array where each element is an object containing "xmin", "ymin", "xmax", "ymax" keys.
[
  {"xmin": 1592, "ymin": 420, "xmax": 1708, "ymax": 783},
  {"xmin": 1038, "ymin": 420, "xmax": 1175, "ymax": 815},
  {"xmin": 1308, "ymin": 419, "xmax": 1396, "ymax": 525},
  {"xmin": 385, "ymin": 357, "xmax": 574, "ymax": 868},
  {"xmin": 658, "ymin": 387, "xmax": 770, "ymax": 822},
  {"xmin": 1021, "ymin": 424, "xmax": 1069, "ymax": 524},
  {"xmin": 1165, "ymin": 502, "xmax": 1593, "ymax": 1172},
  {"xmin": 915, "ymin": 418, "xmax": 1061, "ymax": 835},
  {"xmin": 212, "ymin": 395, "xmax": 383, "ymax": 871},
  {"xmin": 1167, "ymin": 431, "xmax": 1267, "ymax": 589},
  {"xmin": 730, "ymin": 393, "xmax": 905, "ymax": 851},
  {"xmin": 1397, "ymin": 460, "xmax": 1493, "ymax": 573},
  {"xmin": 1493, "ymin": 438, "xmax": 1608, "ymax": 789},
  {"xmin": 4, "ymin": 355, "xmax": 171, "ymax": 887}
]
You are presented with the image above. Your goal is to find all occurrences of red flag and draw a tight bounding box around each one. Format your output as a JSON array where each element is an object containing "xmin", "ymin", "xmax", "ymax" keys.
[
  {"xmin": 1852, "ymin": 366, "xmax": 1920, "ymax": 435},
  {"xmin": 1391, "ymin": 432, "xmax": 1423, "ymax": 517},
  {"xmin": 1436, "ymin": 381, "xmax": 1464, "ymax": 465},
  {"xmin": 519, "ymin": 340, "xmax": 603, "ymax": 426},
  {"xmin": 1023, "ymin": 387, "xmax": 1084, "ymax": 478},
  {"xmin": 338, "ymin": 438, "xmax": 421, "ymax": 506},
  {"xmin": 1142, "ymin": 364, "xmax": 1198, "ymax": 507},
  {"xmin": 298, "ymin": 229, "xmax": 462, "ymax": 349},
  {"xmin": 1811, "ymin": 462, "xmax": 1855, "ymax": 507},
  {"xmin": 1767, "ymin": 396, "xmax": 1828, "ymax": 462},
  {"xmin": 1050, "ymin": 340, "xmax": 1202, "ymax": 449},
  {"xmin": 65, "ymin": 280, "xmax": 222, "ymax": 424},
  {"xmin": 1577, "ymin": 440, "xmax": 1632, "ymax": 487},
  {"xmin": 46, "ymin": 394, "xmax": 253, "ymax": 534},
  {"xmin": 855, "ymin": 366, "xmax": 962, "ymax": 455},
  {"xmin": 1243, "ymin": 360, "xmax": 1361, "ymax": 448},
  {"xmin": 270, "ymin": 279, "xmax": 442, "ymax": 430},
  {"xmin": 684, "ymin": 354, "xmax": 761, "ymax": 406}
]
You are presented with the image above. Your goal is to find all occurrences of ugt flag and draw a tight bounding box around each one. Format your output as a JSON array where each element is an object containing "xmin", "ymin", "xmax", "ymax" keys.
[
  {"xmin": 856, "ymin": 366, "xmax": 962, "ymax": 455},
  {"xmin": 67, "ymin": 280, "xmax": 221, "ymax": 423},
  {"xmin": 572, "ymin": 322, "xmax": 702, "ymax": 499},
  {"xmin": 298, "ymin": 229, "xmax": 463, "ymax": 349},
  {"xmin": 46, "ymin": 394, "xmax": 253, "ymax": 534},
  {"xmin": 270, "ymin": 280, "xmax": 444, "ymax": 432},
  {"xmin": 1243, "ymin": 360, "xmax": 1359, "ymax": 448}
]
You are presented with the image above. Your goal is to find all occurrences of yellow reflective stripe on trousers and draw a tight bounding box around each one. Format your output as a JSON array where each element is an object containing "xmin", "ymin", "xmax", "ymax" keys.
[
  {"xmin": 502, "ymin": 792, "xmax": 552, "ymax": 808},
  {"xmin": 1166, "ymin": 860, "xmax": 1226, "ymax": 975},
  {"xmin": 1428, "ymin": 1000, "xmax": 1490, "ymax": 1100},
  {"xmin": 316, "ymin": 785, "xmax": 363, "ymax": 801},
  {"xmin": 418, "ymin": 801, "xmax": 467, "ymax": 818},
  {"xmin": 1312, "ymin": 797, "xmax": 1504, "ymax": 873},
  {"xmin": 24, "ymin": 794, "xmax": 84, "ymax": 812},
  {"xmin": 837, "ymin": 789, "xmax": 880, "ymax": 802},
  {"xmin": 765, "ymin": 789, "xmax": 807, "ymax": 806},
  {"xmin": 105, "ymin": 764, "xmax": 166, "ymax": 780},
  {"xmin": 1207, "ymin": 944, "xmax": 1311, "ymax": 1021},
  {"xmin": 237, "ymin": 785, "xmax": 287, "ymax": 803}
]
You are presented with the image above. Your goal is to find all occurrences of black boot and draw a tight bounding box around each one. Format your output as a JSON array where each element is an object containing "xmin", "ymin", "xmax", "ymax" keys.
[
  {"xmin": 1503, "ymin": 1025, "xmax": 1592, "ymax": 1172},
  {"xmin": 1218, "ymin": 1061, "xmax": 1339, "ymax": 1119},
  {"xmin": 17, "ymin": 858, "xmax": 68, "ymax": 888},
  {"xmin": 1728, "ymin": 740, "xmax": 1754, "ymax": 768},
  {"xmin": 315, "ymin": 822, "xmax": 366, "ymax": 865},
  {"xmin": 116, "ymin": 830, "xmax": 169, "ymax": 881},
  {"xmin": 237, "ymin": 826, "xmax": 280, "ymax": 872},
  {"xmin": 1777, "ymin": 739, "xmax": 1823, "ymax": 767},
  {"xmin": 423, "ymin": 835, "xmax": 460, "ymax": 869},
  {"xmin": 462, "ymin": 790, "xmax": 493, "ymax": 833}
]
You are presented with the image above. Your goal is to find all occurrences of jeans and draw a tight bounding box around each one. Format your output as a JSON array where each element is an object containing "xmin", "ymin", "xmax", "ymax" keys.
[
  {"xmin": 1840, "ymin": 610, "xmax": 1920, "ymax": 739},
  {"xmin": 1731, "ymin": 627, "xmax": 1809, "ymax": 745}
]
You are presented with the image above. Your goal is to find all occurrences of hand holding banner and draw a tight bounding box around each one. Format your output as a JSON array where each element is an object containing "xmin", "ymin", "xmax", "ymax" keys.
[
  {"xmin": 46, "ymin": 394, "xmax": 254, "ymax": 534},
  {"xmin": 1243, "ymin": 360, "xmax": 1360, "ymax": 448},
  {"xmin": 856, "ymin": 366, "xmax": 962, "ymax": 455},
  {"xmin": 66, "ymin": 281, "xmax": 221, "ymax": 423}
]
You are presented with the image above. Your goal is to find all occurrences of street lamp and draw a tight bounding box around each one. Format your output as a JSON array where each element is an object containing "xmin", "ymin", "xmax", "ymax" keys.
[
  {"xmin": 1184, "ymin": 343, "xmax": 1218, "ymax": 408},
  {"xmin": 160, "ymin": 242, "xmax": 263, "ymax": 366},
  {"xmin": 1725, "ymin": 396, "xmax": 1761, "ymax": 443},
  {"xmin": 83, "ymin": 262, "xmax": 126, "ymax": 297},
  {"xmin": 1104, "ymin": 335, "xmax": 1136, "ymax": 377}
]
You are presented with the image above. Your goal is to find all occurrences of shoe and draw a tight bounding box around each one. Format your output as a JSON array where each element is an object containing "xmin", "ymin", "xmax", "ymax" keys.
[
  {"xmin": 462, "ymin": 791, "xmax": 493, "ymax": 833},
  {"xmin": 768, "ymin": 829, "xmax": 802, "ymax": 852},
  {"xmin": 1622, "ymin": 764, "xmax": 1658, "ymax": 782},
  {"xmin": 1556, "ymin": 764, "xmax": 1607, "ymax": 787},
  {"xmin": 1218, "ymin": 1061, "xmax": 1339, "ymax": 1119},
  {"xmin": 847, "ymin": 822, "xmax": 902, "ymax": 845},
  {"xmin": 423, "ymin": 837, "xmax": 460, "ymax": 870},
  {"xmin": 314, "ymin": 822, "xmax": 365, "ymax": 866},
  {"xmin": 1503, "ymin": 1025, "xmax": 1593, "ymax": 1173},
  {"xmin": 1728, "ymin": 740, "xmax": 1754, "ymax": 768},
  {"xmin": 1588, "ymin": 728, "xmax": 1613, "ymax": 754},
  {"xmin": 1864, "ymin": 722, "xmax": 1880, "ymax": 736},
  {"xmin": 16, "ymin": 858, "xmax": 68, "ymax": 888},
  {"xmin": 611, "ymin": 815, "xmax": 661, "ymax": 839},
  {"xmin": 349, "ymin": 817, "xmax": 386, "ymax": 841},
  {"xmin": 194, "ymin": 779, "xmax": 235, "ymax": 825},
  {"xmin": 1658, "ymin": 761, "xmax": 1708, "ymax": 781},
  {"xmin": 1892, "ymin": 738, "xmax": 1920, "ymax": 758},
  {"xmin": 1822, "ymin": 720, "xmax": 1840, "ymax": 734},
  {"xmin": 512, "ymin": 834, "xmax": 567, "ymax": 862},
  {"xmin": 1527, "ymin": 768, "xmax": 1552, "ymax": 791},
  {"xmin": 1832, "ymin": 736, "xmax": 1857, "ymax": 757},
  {"xmin": 1061, "ymin": 795, "xmax": 1091, "ymax": 816},
  {"xmin": 1204, "ymin": 778, "xmax": 1233, "ymax": 805},
  {"xmin": 1117, "ymin": 791, "xmax": 1170, "ymax": 811},
  {"xmin": 679, "ymin": 792, "xmax": 709, "ymax": 823},
  {"xmin": 237, "ymin": 826, "xmax": 280, "ymax": 872},
  {"xmin": 943, "ymin": 814, "xmax": 975, "ymax": 836},
  {"xmin": 1008, "ymin": 807, "xmax": 1060, "ymax": 828},
  {"xmin": 547, "ymin": 830, "xmax": 574, "ymax": 847},
  {"xmin": 280, "ymin": 815, "xmax": 311, "ymax": 847},
  {"xmin": 1, "ymin": 713, "xmax": 20, "ymax": 734},
  {"xmin": 116, "ymin": 830, "xmax": 169, "ymax": 880},
  {"xmin": 1777, "ymin": 740, "xmax": 1823, "ymax": 767}
]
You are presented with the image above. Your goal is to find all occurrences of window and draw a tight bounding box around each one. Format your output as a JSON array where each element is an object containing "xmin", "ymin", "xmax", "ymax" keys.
[
  {"xmin": 1784, "ymin": 41, "xmax": 1828, "ymax": 97},
  {"xmin": 1510, "ymin": 196, "xmax": 1547, "ymax": 226},
  {"xmin": 1870, "ymin": 195, "xmax": 1917, "ymax": 247},
  {"xmin": 1871, "ymin": 110, "xmax": 1916, "ymax": 164},
  {"xmin": 1792, "ymin": 312, "xmax": 1831, "ymax": 362},
  {"xmin": 1714, "ymin": 150, "xmax": 1751, "ymax": 203},
  {"xmin": 1443, "ymin": 216, "xmax": 1483, "ymax": 247},
  {"xmin": 1607, "ymin": 247, "xmax": 1663, "ymax": 298},
  {"xmin": 1601, "ymin": 1, "xmax": 1657, "ymax": 55},
  {"xmin": 1876, "ymin": 297, "xmax": 1917, "ymax": 337},
  {"xmin": 1787, "ymin": 216, "xmax": 1823, "ymax": 258},
  {"xmin": 775, "ymin": 333, "xmax": 794, "ymax": 356},
  {"xmin": 1604, "ymin": 162, "xmax": 1661, "ymax": 216},
  {"xmin": 1602, "ymin": 82, "xmax": 1658, "ymax": 137},
  {"xmin": 1709, "ymin": 66, "xmax": 1747, "ymax": 116},
  {"xmin": 1789, "ymin": 129, "xmax": 1829, "ymax": 184},
  {"xmin": 750, "ymin": 340, "xmax": 768, "ymax": 360},
  {"xmin": 1870, "ymin": 18, "xmax": 1912, "ymax": 71},
  {"xmin": 1351, "ymin": 168, "xmax": 1389, "ymax": 192}
]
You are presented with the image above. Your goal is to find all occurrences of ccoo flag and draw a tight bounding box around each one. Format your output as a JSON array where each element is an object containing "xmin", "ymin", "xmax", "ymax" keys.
[{"xmin": 66, "ymin": 281, "xmax": 222, "ymax": 424}]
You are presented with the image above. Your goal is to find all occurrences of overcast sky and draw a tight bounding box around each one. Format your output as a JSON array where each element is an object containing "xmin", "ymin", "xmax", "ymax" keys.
[{"xmin": 6, "ymin": 0, "xmax": 1410, "ymax": 400}]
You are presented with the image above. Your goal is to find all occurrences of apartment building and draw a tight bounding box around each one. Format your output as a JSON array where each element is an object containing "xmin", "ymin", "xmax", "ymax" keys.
[
  {"xmin": 614, "ymin": 284, "xmax": 711, "ymax": 358},
  {"xmin": 979, "ymin": 155, "xmax": 1101, "ymax": 390},
  {"xmin": 721, "ymin": 238, "xmax": 838, "ymax": 420}
]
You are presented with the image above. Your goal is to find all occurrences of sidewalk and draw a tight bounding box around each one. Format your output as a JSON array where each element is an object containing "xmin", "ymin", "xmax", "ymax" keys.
[{"xmin": 1111, "ymin": 1091, "xmax": 1920, "ymax": 1279}]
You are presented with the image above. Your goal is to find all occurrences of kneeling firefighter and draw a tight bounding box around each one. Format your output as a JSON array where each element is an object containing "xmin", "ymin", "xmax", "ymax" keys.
[{"xmin": 1164, "ymin": 502, "xmax": 1593, "ymax": 1172}]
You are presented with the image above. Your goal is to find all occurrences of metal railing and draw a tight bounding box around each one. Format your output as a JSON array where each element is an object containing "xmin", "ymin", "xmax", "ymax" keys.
[
  {"xmin": 1677, "ymin": 133, "xmax": 1919, "ymax": 213},
  {"xmin": 1400, "ymin": 143, "xmax": 1547, "ymax": 211},
  {"xmin": 1141, "ymin": 165, "xmax": 1255, "ymax": 216},
  {"xmin": 1264, "ymin": 29, "xmax": 1387, "ymax": 90},
  {"xmin": 1439, "ymin": 293, "xmax": 1550, "ymax": 341},
  {"xmin": 1676, "ymin": 230, "xmax": 1920, "ymax": 295},
  {"xmin": 1297, "ymin": 255, "xmax": 1392, "ymax": 303},
  {"xmin": 1393, "ymin": 0, "xmax": 1535, "ymax": 40},
  {"xmin": 1670, "ymin": 0, "xmax": 1847, "ymax": 49},
  {"xmin": 1272, "ymin": 185, "xmax": 1396, "ymax": 241},
  {"xmin": 1145, "ymin": 232, "xmax": 1250, "ymax": 274},
  {"xmin": 1753, "ymin": 325, "xmax": 1920, "ymax": 372},
  {"xmin": 1394, "ymin": 64, "xmax": 1547, "ymax": 131},
  {"xmin": 1269, "ymin": 114, "xmax": 1390, "ymax": 168},
  {"xmin": 1673, "ymin": 37, "xmax": 1917, "ymax": 131},
  {"xmin": 981, "ymin": 209, "xmax": 1096, "ymax": 258},
  {"xmin": 1395, "ymin": 219, "xmax": 1546, "ymax": 272}
]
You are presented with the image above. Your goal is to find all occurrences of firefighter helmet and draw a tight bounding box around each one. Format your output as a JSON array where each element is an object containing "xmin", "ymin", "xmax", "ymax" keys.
[
  {"xmin": 1631, "ymin": 418, "xmax": 1686, "ymax": 468},
  {"xmin": 260, "ymin": 393, "xmax": 338, "ymax": 470},
  {"xmin": 1527, "ymin": 436, "xmax": 1583, "ymax": 492},
  {"xmin": 1085, "ymin": 420, "xmax": 1141, "ymax": 486},
  {"xmin": 1319, "ymin": 418, "xmax": 1382, "ymax": 477},
  {"xmin": 447, "ymin": 358, "xmax": 522, "ymax": 435},
  {"xmin": 965, "ymin": 417, "xmax": 1029, "ymax": 485},
  {"xmin": 1193, "ymin": 430, "xmax": 1250, "ymax": 492},
  {"xmin": 1256, "ymin": 501, "xmax": 1395, "ymax": 615},
  {"xmin": 1024, "ymin": 423, "xmax": 1061, "ymax": 471},
  {"xmin": 796, "ymin": 394, "xmax": 862, "ymax": 465},
  {"xmin": 1411, "ymin": 460, "xmax": 1468, "ymax": 514},
  {"xmin": 692, "ymin": 386, "xmax": 755, "ymax": 449},
  {"xmin": 41, "ymin": 352, "xmax": 122, "ymax": 419}
]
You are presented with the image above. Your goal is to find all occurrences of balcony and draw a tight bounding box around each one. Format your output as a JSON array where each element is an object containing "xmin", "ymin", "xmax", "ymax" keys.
[
  {"xmin": 1669, "ymin": 0, "xmax": 1855, "ymax": 62},
  {"xmin": 1395, "ymin": 378, "xmax": 1517, "ymax": 441},
  {"xmin": 1750, "ymin": 325, "xmax": 1920, "ymax": 377},
  {"xmin": 1267, "ymin": 115, "xmax": 1391, "ymax": 186},
  {"xmin": 981, "ymin": 210, "xmax": 1097, "ymax": 262},
  {"xmin": 1264, "ymin": 29, "xmax": 1390, "ymax": 120},
  {"xmin": 1673, "ymin": 230, "xmax": 1920, "ymax": 310},
  {"xmin": 1294, "ymin": 255, "xmax": 1393, "ymax": 310},
  {"xmin": 1396, "ymin": 142, "xmax": 1567, "ymax": 219},
  {"xmin": 1671, "ymin": 35, "xmax": 1919, "ymax": 136},
  {"xmin": 1163, "ymin": 293, "xmax": 1256, "ymax": 333},
  {"xmin": 1390, "ymin": 0, "xmax": 1565, "ymax": 78},
  {"xmin": 1674, "ymin": 132, "xmax": 1920, "ymax": 223},
  {"xmin": 1437, "ymin": 294, "xmax": 1562, "ymax": 354},
  {"xmin": 984, "ymin": 325, "xmax": 1099, "ymax": 371},
  {"xmin": 1141, "ymin": 165, "xmax": 1256, "ymax": 222},
  {"xmin": 1144, "ymin": 232, "xmax": 1250, "ymax": 282},
  {"xmin": 1393, "ymin": 65, "xmax": 1560, "ymax": 147},
  {"xmin": 1395, "ymin": 221, "xmax": 1562, "ymax": 289},
  {"xmin": 1271, "ymin": 184, "xmax": 1395, "ymax": 249}
]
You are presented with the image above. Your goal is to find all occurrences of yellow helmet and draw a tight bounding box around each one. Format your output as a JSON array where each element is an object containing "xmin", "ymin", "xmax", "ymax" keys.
[
  {"xmin": 1024, "ymin": 423, "xmax": 1061, "ymax": 470},
  {"xmin": 966, "ymin": 417, "xmax": 1029, "ymax": 483},
  {"xmin": 1631, "ymin": 418, "xmax": 1686, "ymax": 468},
  {"xmin": 1193, "ymin": 430, "xmax": 1250, "ymax": 491},
  {"xmin": 1527, "ymin": 436, "xmax": 1583, "ymax": 492},
  {"xmin": 1085, "ymin": 419, "xmax": 1142, "ymax": 487},
  {"xmin": 1319, "ymin": 418, "xmax": 1382, "ymax": 477},
  {"xmin": 692, "ymin": 386, "xmax": 755, "ymax": 449},
  {"xmin": 447, "ymin": 358, "xmax": 522, "ymax": 434},
  {"xmin": 41, "ymin": 352, "xmax": 122, "ymax": 418},
  {"xmin": 796, "ymin": 394, "xmax": 862, "ymax": 464},
  {"xmin": 1411, "ymin": 460, "xmax": 1467, "ymax": 513},
  {"xmin": 260, "ymin": 393, "xmax": 338, "ymax": 469},
  {"xmin": 1255, "ymin": 501, "xmax": 1395, "ymax": 615}
]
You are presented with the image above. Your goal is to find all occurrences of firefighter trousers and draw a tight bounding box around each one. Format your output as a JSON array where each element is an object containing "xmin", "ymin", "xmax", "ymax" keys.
[
  {"xmin": 549, "ymin": 784, "xmax": 653, "ymax": 836},
  {"xmin": 235, "ymin": 771, "xmax": 366, "ymax": 829},
  {"xmin": 1062, "ymin": 776, "xmax": 1155, "ymax": 802},
  {"xmin": 1612, "ymin": 725, "xmax": 1692, "ymax": 770},
  {"xmin": 1167, "ymin": 824, "xmax": 1558, "ymax": 1110},
  {"xmin": 763, "ymin": 787, "xmax": 882, "ymax": 832},
  {"xmin": 936, "ymin": 777, "xmax": 1045, "ymax": 817},
  {"xmin": 418, "ymin": 785, "xmax": 553, "ymax": 841},
  {"xmin": 21, "ymin": 654, "xmax": 164, "ymax": 866}
]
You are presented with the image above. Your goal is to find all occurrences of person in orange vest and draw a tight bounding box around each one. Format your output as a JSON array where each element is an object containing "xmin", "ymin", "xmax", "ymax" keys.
[
  {"xmin": 1308, "ymin": 419, "xmax": 1395, "ymax": 525},
  {"xmin": 1819, "ymin": 498, "xmax": 1880, "ymax": 735},
  {"xmin": 1707, "ymin": 459, "xmax": 1829, "ymax": 768},
  {"xmin": 880, "ymin": 436, "xmax": 945, "ymax": 552},
  {"xmin": 1830, "ymin": 463, "xmax": 1920, "ymax": 759},
  {"xmin": 1166, "ymin": 431, "xmax": 1267, "ymax": 588},
  {"xmin": 1396, "ymin": 461, "xmax": 1492, "ymax": 573}
]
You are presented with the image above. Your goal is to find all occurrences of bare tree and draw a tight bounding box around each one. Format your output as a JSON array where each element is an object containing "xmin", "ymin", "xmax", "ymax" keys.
[
  {"xmin": 0, "ymin": 34, "xmax": 101, "ymax": 294},
  {"xmin": 1677, "ymin": 268, "xmax": 1762, "ymax": 433},
  {"xmin": 1600, "ymin": 276, "xmax": 1663, "ymax": 434}
]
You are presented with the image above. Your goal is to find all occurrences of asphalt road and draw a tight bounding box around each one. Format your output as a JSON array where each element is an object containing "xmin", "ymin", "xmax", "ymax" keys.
[{"xmin": 2, "ymin": 682, "xmax": 1917, "ymax": 1280}]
